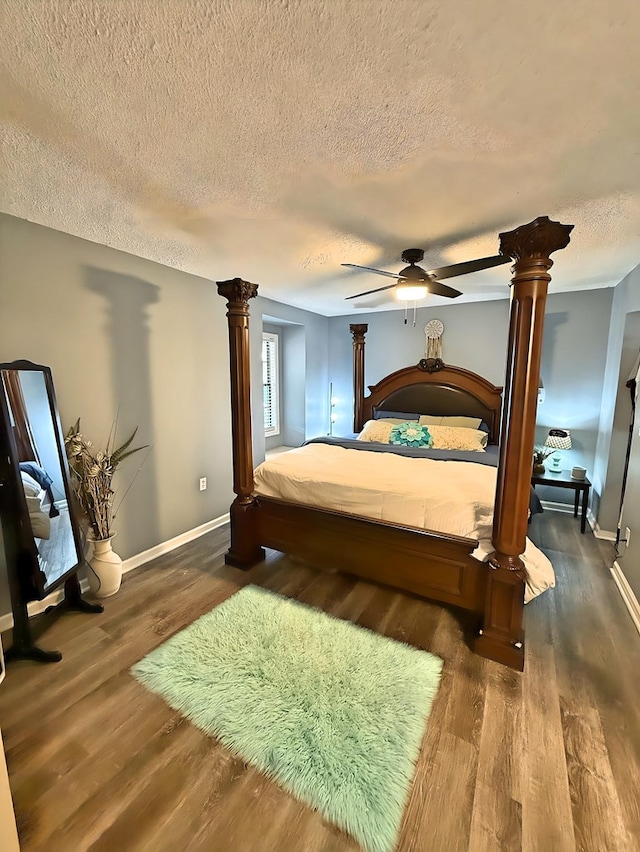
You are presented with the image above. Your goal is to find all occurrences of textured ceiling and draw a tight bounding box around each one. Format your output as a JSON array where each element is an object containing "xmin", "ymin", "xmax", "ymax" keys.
[{"xmin": 2, "ymin": 0, "xmax": 640, "ymax": 315}]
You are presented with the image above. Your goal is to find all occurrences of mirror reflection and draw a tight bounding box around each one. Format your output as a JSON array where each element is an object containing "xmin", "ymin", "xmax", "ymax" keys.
[{"xmin": 1, "ymin": 369, "xmax": 81, "ymax": 592}]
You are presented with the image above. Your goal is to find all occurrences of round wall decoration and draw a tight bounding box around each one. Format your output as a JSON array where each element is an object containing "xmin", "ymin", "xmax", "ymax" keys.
[{"xmin": 424, "ymin": 319, "xmax": 444, "ymax": 360}]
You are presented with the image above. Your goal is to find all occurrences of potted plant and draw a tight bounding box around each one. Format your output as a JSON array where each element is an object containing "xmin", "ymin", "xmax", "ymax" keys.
[
  {"xmin": 65, "ymin": 419, "xmax": 147, "ymax": 597},
  {"xmin": 532, "ymin": 446, "xmax": 554, "ymax": 475}
]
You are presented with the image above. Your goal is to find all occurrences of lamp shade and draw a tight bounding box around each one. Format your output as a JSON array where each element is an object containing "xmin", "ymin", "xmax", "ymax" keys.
[{"xmin": 545, "ymin": 428, "xmax": 572, "ymax": 450}]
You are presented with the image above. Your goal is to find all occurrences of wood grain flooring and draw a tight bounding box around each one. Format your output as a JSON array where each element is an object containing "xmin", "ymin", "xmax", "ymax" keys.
[{"xmin": 0, "ymin": 513, "xmax": 639, "ymax": 852}]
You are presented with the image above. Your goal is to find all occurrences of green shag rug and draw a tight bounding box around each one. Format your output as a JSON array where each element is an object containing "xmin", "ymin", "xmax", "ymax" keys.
[{"xmin": 131, "ymin": 585, "xmax": 443, "ymax": 852}]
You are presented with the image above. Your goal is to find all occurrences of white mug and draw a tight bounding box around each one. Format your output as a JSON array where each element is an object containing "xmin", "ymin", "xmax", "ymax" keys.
[{"xmin": 571, "ymin": 466, "xmax": 587, "ymax": 480}]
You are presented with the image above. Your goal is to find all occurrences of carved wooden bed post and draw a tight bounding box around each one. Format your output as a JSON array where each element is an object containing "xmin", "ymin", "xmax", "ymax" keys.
[
  {"xmin": 217, "ymin": 277, "xmax": 265, "ymax": 568},
  {"xmin": 350, "ymin": 323, "xmax": 368, "ymax": 433},
  {"xmin": 474, "ymin": 216, "xmax": 573, "ymax": 669}
]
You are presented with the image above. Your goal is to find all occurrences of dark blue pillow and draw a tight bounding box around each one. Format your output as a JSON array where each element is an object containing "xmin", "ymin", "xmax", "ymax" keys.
[{"xmin": 373, "ymin": 409, "xmax": 420, "ymax": 421}]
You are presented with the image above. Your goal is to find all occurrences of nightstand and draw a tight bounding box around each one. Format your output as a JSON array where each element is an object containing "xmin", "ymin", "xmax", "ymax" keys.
[{"xmin": 531, "ymin": 469, "xmax": 591, "ymax": 533}]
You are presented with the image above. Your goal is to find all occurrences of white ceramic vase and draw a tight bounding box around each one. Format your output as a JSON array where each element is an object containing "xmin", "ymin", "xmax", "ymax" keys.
[{"xmin": 88, "ymin": 534, "xmax": 123, "ymax": 598}]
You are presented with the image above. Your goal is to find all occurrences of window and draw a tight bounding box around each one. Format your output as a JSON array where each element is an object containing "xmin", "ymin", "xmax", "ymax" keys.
[{"xmin": 262, "ymin": 332, "xmax": 279, "ymax": 436}]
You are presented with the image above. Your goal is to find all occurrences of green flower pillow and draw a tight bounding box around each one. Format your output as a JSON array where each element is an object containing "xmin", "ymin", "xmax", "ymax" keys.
[{"xmin": 389, "ymin": 421, "xmax": 433, "ymax": 448}]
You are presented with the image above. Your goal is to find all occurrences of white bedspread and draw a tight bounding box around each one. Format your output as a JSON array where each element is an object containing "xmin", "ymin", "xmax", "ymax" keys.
[{"xmin": 254, "ymin": 444, "xmax": 555, "ymax": 603}]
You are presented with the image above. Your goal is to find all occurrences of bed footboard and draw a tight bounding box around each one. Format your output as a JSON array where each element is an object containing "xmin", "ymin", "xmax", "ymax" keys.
[{"xmin": 255, "ymin": 496, "xmax": 487, "ymax": 611}]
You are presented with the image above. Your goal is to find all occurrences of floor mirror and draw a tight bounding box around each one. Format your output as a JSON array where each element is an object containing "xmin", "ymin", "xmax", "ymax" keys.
[{"xmin": 0, "ymin": 360, "xmax": 103, "ymax": 663}]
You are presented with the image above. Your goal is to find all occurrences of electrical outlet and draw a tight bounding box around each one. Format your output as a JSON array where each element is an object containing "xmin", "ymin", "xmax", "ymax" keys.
[
  {"xmin": 199, "ymin": 477, "xmax": 207, "ymax": 491},
  {"xmin": 625, "ymin": 527, "xmax": 631, "ymax": 547}
]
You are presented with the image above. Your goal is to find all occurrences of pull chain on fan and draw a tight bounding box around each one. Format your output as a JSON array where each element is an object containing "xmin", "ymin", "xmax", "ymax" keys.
[{"xmin": 402, "ymin": 301, "xmax": 419, "ymax": 326}]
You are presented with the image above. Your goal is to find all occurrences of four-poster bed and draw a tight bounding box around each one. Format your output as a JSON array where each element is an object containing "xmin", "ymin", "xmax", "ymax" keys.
[{"xmin": 217, "ymin": 216, "xmax": 573, "ymax": 670}]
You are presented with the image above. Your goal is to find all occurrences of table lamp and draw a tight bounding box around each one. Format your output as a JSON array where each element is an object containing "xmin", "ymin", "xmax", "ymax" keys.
[{"xmin": 545, "ymin": 428, "xmax": 572, "ymax": 470}]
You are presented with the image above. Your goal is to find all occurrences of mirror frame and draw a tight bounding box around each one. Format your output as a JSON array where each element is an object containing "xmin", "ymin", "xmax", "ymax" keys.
[{"xmin": 0, "ymin": 359, "xmax": 84, "ymax": 601}]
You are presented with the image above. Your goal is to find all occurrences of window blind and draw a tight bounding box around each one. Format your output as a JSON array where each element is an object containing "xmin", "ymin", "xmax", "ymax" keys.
[{"xmin": 262, "ymin": 332, "xmax": 279, "ymax": 436}]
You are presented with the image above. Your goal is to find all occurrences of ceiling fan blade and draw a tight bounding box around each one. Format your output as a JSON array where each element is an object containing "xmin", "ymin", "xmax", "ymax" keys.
[
  {"xmin": 426, "ymin": 280, "xmax": 463, "ymax": 299},
  {"xmin": 426, "ymin": 254, "xmax": 511, "ymax": 281},
  {"xmin": 341, "ymin": 263, "xmax": 400, "ymax": 280},
  {"xmin": 345, "ymin": 283, "xmax": 397, "ymax": 300}
]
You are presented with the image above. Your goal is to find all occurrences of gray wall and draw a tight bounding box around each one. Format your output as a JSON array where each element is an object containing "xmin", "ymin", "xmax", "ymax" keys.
[
  {"xmin": 534, "ymin": 289, "xmax": 613, "ymax": 496},
  {"xmin": 282, "ymin": 325, "xmax": 307, "ymax": 448},
  {"xmin": 0, "ymin": 213, "xmax": 236, "ymax": 615},
  {"xmin": 0, "ymin": 216, "xmax": 332, "ymax": 619},
  {"xmin": 616, "ymin": 313, "xmax": 640, "ymax": 599},
  {"xmin": 595, "ymin": 312, "xmax": 640, "ymax": 533},
  {"xmin": 618, "ymin": 350, "xmax": 640, "ymax": 599},
  {"xmin": 250, "ymin": 297, "xmax": 329, "ymax": 465},
  {"xmin": 594, "ymin": 263, "xmax": 640, "ymax": 532},
  {"xmin": 328, "ymin": 299, "xmax": 511, "ymax": 437},
  {"xmin": 594, "ymin": 261, "xmax": 640, "ymax": 597}
]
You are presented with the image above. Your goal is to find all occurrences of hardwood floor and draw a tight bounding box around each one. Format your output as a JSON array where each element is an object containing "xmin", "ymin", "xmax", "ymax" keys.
[{"xmin": 1, "ymin": 514, "xmax": 639, "ymax": 851}]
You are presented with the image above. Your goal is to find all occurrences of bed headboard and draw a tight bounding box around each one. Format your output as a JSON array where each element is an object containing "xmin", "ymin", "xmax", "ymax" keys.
[{"xmin": 350, "ymin": 327, "xmax": 503, "ymax": 444}]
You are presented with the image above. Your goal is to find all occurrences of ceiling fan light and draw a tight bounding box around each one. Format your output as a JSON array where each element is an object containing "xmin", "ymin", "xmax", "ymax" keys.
[{"xmin": 396, "ymin": 283, "xmax": 428, "ymax": 301}]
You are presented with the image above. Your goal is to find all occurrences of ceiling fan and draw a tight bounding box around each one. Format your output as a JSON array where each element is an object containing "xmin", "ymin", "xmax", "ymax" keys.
[{"xmin": 342, "ymin": 248, "xmax": 512, "ymax": 301}]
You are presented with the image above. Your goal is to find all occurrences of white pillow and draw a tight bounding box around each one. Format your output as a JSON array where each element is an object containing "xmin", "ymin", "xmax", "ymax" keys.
[
  {"xmin": 428, "ymin": 425, "xmax": 487, "ymax": 451},
  {"xmin": 21, "ymin": 471, "xmax": 42, "ymax": 497},
  {"xmin": 27, "ymin": 499, "xmax": 50, "ymax": 539},
  {"xmin": 357, "ymin": 420, "xmax": 395, "ymax": 443},
  {"xmin": 418, "ymin": 414, "xmax": 482, "ymax": 429}
]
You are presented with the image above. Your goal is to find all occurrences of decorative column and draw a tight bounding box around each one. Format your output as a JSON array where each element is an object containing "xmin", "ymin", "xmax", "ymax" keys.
[
  {"xmin": 217, "ymin": 278, "xmax": 265, "ymax": 568},
  {"xmin": 474, "ymin": 216, "xmax": 573, "ymax": 670},
  {"xmin": 350, "ymin": 324, "xmax": 368, "ymax": 433}
]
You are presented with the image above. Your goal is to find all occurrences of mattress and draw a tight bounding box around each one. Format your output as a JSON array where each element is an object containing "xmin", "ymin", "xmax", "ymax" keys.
[{"xmin": 254, "ymin": 443, "xmax": 555, "ymax": 603}]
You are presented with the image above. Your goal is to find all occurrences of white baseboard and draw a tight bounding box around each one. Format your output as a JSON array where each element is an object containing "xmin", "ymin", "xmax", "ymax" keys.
[
  {"xmin": 0, "ymin": 586, "xmax": 80, "ymax": 634},
  {"xmin": 0, "ymin": 513, "xmax": 230, "ymax": 633},
  {"xmin": 590, "ymin": 516, "xmax": 617, "ymax": 541},
  {"xmin": 540, "ymin": 500, "xmax": 609, "ymax": 535},
  {"xmin": 610, "ymin": 561, "xmax": 640, "ymax": 636},
  {"xmin": 540, "ymin": 500, "xmax": 577, "ymax": 515},
  {"xmin": 540, "ymin": 502, "xmax": 618, "ymax": 541},
  {"xmin": 120, "ymin": 513, "xmax": 230, "ymax": 575}
]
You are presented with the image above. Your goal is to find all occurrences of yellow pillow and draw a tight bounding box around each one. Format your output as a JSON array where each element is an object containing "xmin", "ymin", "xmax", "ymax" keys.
[
  {"xmin": 418, "ymin": 414, "xmax": 482, "ymax": 429},
  {"xmin": 441, "ymin": 415, "xmax": 482, "ymax": 429},
  {"xmin": 428, "ymin": 425, "xmax": 487, "ymax": 451},
  {"xmin": 356, "ymin": 420, "xmax": 395, "ymax": 442}
]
